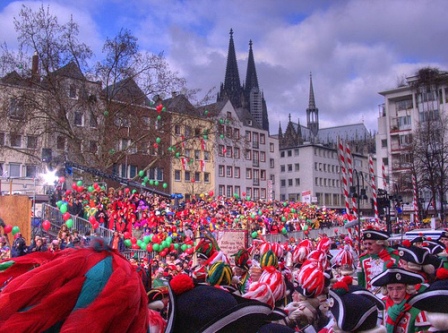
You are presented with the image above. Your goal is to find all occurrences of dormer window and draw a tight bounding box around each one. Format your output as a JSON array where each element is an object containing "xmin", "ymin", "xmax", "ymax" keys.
[
  {"xmin": 247, "ymin": 119, "xmax": 252, "ymax": 126},
  {"xmin": 69, "ymin": 85, "xmax": 77, "ymax": 99}
]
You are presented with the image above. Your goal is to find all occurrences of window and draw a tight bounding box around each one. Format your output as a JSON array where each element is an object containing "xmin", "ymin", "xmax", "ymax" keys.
[
  {"xmin": 25, "ymin": 165, "xmax": 37, "ymax": 178},
  {"xmin": 174, "ymin": 170, "xmax": 181, "ymax": 181},
  {"xmin": 218, "ymin": 145, "xmax": 224, "ymax": 156},
  {"xmin": 287, "ymin": 164, "xmax": 292, "ymax": 172},
  {"xmin": 129, "ymin": 165, "xmax": 137, "ymax": 178},
  {"xmin": 280, "ymin": 151, "xmax": 285, "ymax": 158},
  {"xmin": 27, "ymin": 136, "xmax": 37, "ymax": 149},
  {"xmin": 294, "ymin": 148, "xmax": 299, "ymax": 156},
  {"xmin": 246, "ymin": 168, "xmax": 252, "ymax": 179},
  {"xmin": 175, "ymin": 125, "xmax": 181, "ymax": 135},
  {"xmin": 270, "ymin": 143, "xmax": 274, "ymax": 153},
  {"xmin": 226, "ymin": 186, "xmax": 233, "ymax": 198},
  {"xmin": 10, "ymin": 134, "xmax": 21, "ymax": 147},
  {"xmin": 381, "ymin": 139, "xmax": 387, "ymax": 148},
  {"xmin": 69, "ymin": 85, "xmax": 77, "ymax": 99},
  {"xmin": 226, "ymin": 166, "xmax": 233, "ymax": 177},
  {"xmin": 287, "ymin": 150, "xmax": 292, "ymax": 157},
  {"xmin": 185, "ymin": 149, "xmax": 191, "ymax": 158},
  {"xmin": 219, "ymin": 185, "xmax": 225, "ymax": 196},
  {"xmin": 260, "ymin": 151, "xmax": 266, "ymax": 162},
  {"xmin": 9, "ymin": 163, "xmax": 21, "ymax": 177},
  {"xmin": 194, "ymin": 150, "xmax": 200, "ymax": 160},
  {"xmin": 245, "ymin": 149, "xmax": 252, "ymax": 160},
  {"xmin": 235, "ymin": 167, "xmax": 240, "ymax": 178},
  {"xmin": 204, "ymin": 151, "xmax": 210, "ymax": 161},
  {"xmin": 280, "ymin": 165, "xmax": 285, "ymax": 172},
  {"xmin": 195, "ymin": 127, "xmax": 201, "ymax": 136},
  {"xmin": 8, "ymin": 98, "xmax": 25, "ymax": 119},
  {"xmin": 142, "ymin": 117, "xmax": 151, "ymax": 128},
  {"xmin": 0, "ymin": 133, "xmax": 4, "ymax": 146},
  {"xmin": 184, "ymin": 126, "xmax": 192, "ymax": 137},
  {"xmin": 234, "ymin": 128, "xmax": 240, "ymax": 139},
  {"xmin": 234, "ymin": 147, "xmax": 240, "ymax": 159},
  {"xmin": 261, "ymin": 188, "xmax": 266, "ymax": 199},
  {"xmin": 219, "ymin": 165, "xmax": 225, "ymax": 177},
  {"xmin": 226, "ymin": 146, "xmax": 232, "ymax": 158},
  {"xmin": 295, "ymin": 163, "xmax": 300, "ymax": 171},
  {"xmin": 260, "ymin": 170, "xmax": 266, "ymax": 181},
  {"xmin": 155, "ymin": 119, "xmax": 164, "ymax": 131},
  {"xmin": 288, "ymin": 179, "xmax": 293, "ymax": 187},
  {"xmin": 185, "ymin": 171, "xmax": 191, "ymax": 181},
  {"xmin": 270, "ymin": 159, "xmax": 275, "ymax": 168},
  {"xmin": 260, "ymin": 133, "xmax": 265, "ymax": 144},
  {"xmin": 204, "ymin": 172, "xmax": 210, "ymax": 183},
  {"xmin": 149, "ymin": 167, "xmax": 164, "ymax": 181},
  {"xmin": 74, "ymin": 112, "xmax": 84, "ymax": 126},
  {"xmin": 281, "ymin": 179, "xmax": 286, "ymax": 187},
  {"xmin": 194, "ymin": 172, "xmax": 200, "ymax": 182},
  {"xmin": 88, "ymin": 141, "xmax": 97, "ymax": 153},
  {"xmin": 295, "ymin": 178, "xmax": 300, "ymax": 186},
  {"xmin": 226, "ymin": 127, "xmax": 232, "ymax": 138},
  {"xmin": 245, "ymin": 131, "xmax": 251, "ymax": 142},
  {"xmin": 235, "ymin": 186, "xmax": 241, "ymax": 197}
]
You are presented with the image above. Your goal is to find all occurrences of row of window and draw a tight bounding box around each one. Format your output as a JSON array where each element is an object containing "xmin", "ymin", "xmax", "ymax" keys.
[
  {"xmin": 217, "ymin": 165, "xmax": 267, "ymax": 181},
  {"xmin": 174, "ymin": 170, "xmax": 210, "ymax": 183},
  {"xmin": 280, "ymin": 163, "xmax": 300, "ymax": 172},
  {"xmin": 0, "ymin": 163, "xmax": 37, "ymax": 178},
  {"xmin": 112, "ymin": 165, "xmax": 164, "ymax": 181},
  {"xmin": 217, "ymin": 185, "xmax": 266, "ymax": 201},
  {"xmin": 0, "ymin": 133, "xmax": 38, "ymax": 149}
]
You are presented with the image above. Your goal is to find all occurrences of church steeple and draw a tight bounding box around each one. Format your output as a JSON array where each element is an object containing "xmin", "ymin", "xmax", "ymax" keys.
[
  {"xmin": 244, "ymin": 40, "xmax": 259, "ymax": 94},
  {"xmin": 306, "ymin": 72, "xmax": 319, "ymax": 137},
  {"xmin": 219, "ymin": 28, "xmax": 242, "ymax": 108}
]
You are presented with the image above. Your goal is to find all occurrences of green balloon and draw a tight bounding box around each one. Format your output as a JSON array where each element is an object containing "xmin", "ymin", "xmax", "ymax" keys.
[
  {"xmin": 77, "ymin": 180, "xmax": 83, "ymax": 187},
  {"xmin": 143, "ymin": 176, "xmax": 148, "ymax": 182},
  {"xmin": 140, "ymin": 243, "xmax": 147, "ymax": 250},
  {"xmin": 143, "ymin": 235, "xmax": 151, "ymax": 244},
  {"xmin": 56, "ymin": 200, "xmax": 63, "ymax": 208},
  {"xmin": 175, "ymin": 152, "xmax": 180, "ymax": 158},
  {"xmin": 137, "ymin": 239, "xmax": 143, "ymax": 247},
  {"xmin": 251, "ymin": 231, "xmax": 258, "ymax": 238},
  {"xmin": 154, "ymin": 180, "xmax": 159, "ymax": 187},
  {"xmin": 132, "ymin": 189, "xmax": 137, "ymax": 194},
  {"xmin": 148, "ymin": 234, "xmax": 153, "ymax": 242},
  {"xmin": 139, "ymin": 170, "xmax": 145, "ymax": 178},
  {"xmin": 203, "ymin": 135, "xmax": 208, "ymax": 140},
  {"xmin": 157, "ymin": 115, "xmax": 161, "ymax": 120},
  {"xmin": 163, "ymin": 183, "xmax": 168, "ymax": 189},
  {"xmin": 12, "ymin": 226, "xmax": 20, "ymax": 235},
  {"xmin": 88, "ymin": 186, "xmax": 94, "ymax": 192},
  {"xmin": 124, "ymin": 239, "xmax": 131, "ymax": 247},
  {"xmin": 156, "ymin": 137, "xmax": 161, "ymax": 144},
  {"xmin": 161, "ymin": 240, "xmax": 168, "ymax": 248},
  {"xmin": 166, "ymin": 236, "xmax": 172, "ymax": 244},
  {"xmin": 149, "ymin": 180, "xmax": 154, "ymax": 186},
  {"xmin": 174, "ymin": 243, "xmax": 180, "ymax": 249},
  {"xmin": 153, "ymin": 243, "xmax": 160, "ymax": 252},
  {"xmin": 220, "ymin": 134, "xmax": 224, "ymax": 139},
  {"xmin": 60, "ymin": 204, "xmax": 68, "ymax": 214},
  {"xmin": 66, "ymin": 218, "xmax": 73, "ymax": 228},
  {"xmin": 181, "ymin": 244, "xmax": 188, "ymax": 251},
  {"xmin": 282, "ymin": 227, "xmax": 287, "ymax": 234},
  {"xmin": 104, "ymin": 110, "xmax": 109, "ymax": 116}
]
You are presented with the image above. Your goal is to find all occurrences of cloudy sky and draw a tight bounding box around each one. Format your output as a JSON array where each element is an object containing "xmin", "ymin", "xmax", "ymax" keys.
[{"xmin": 1, "ymin": 0, "xmax": 447, "ymax": 134}]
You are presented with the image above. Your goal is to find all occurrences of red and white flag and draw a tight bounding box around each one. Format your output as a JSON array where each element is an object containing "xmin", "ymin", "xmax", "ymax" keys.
[
  {"xmin": 181, "ymin": 157, "xmax": 187, "ymax": 170},
  {"xmin": 199, "ymin": 160, "xmax": 206, "ymax": 172},
  {"xmin": 200, "ymin": 139, "xmax": 206, "ymax": 151}
]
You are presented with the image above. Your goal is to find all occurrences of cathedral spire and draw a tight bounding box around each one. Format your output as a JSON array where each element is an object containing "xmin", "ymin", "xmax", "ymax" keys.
[
  {"xmin": 244, "ymin": 40, "xmax": 259, "ymax": 94},
  {"xmin": 306, "ymin": 72, "xmax": 319, "ymax": 137},
  {"xmin": 221, "ymin": 28, "xmax": 242, "ymax": 108}
]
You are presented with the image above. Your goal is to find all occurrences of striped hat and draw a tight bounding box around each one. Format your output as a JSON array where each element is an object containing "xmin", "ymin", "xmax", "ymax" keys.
[
  {"xmin": 244, "ymin": 281, "xmax": 276, "ymax": 309},
  {"xmin": 258, "ymin": 266, "xmax": 286, "ymax": 302},
  {"xmin": 232, "ymin": 248, "xmax": 250, "ymax": 270},
  {"xmin": 206, "ymin": 261, "xmax": 233, "ymax": 286},
  {"xmin": 260, "ymin": 250, "xmax": 279, "ymax": 269}
]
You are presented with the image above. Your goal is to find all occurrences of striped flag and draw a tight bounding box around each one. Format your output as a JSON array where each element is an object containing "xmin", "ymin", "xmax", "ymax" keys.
[
  {"xmin": 382, "ymin": 161, "xmax": 387, "ymax": 191},
  {"xmin": 368, "ymin": 154, "xmax": 379, "ymax": 221},
  {"xmin": 345, "ymin": 141, "xmax": 357, "ymax": 218},
  {"xmin": 337, "ymin": 137, "xmax": 351, "ymax": 216},
  {"xmin": 181, "ymin": 157, "xmax": 187, "ymax": 170},
  {"xmin": 412, "ymin": 174, "xmax": 419, "ymax": 224},
  {"xmin": 199, "ymin": 160, "xmax": 206, "ymax": 172},
  {"xmin": 200, "ymin": 138, "xmax": 206, "ymax": 151}
]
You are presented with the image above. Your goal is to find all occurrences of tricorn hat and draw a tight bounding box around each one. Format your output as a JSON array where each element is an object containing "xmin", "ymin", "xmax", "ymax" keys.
[{"xmin": 371, "ymin": 266, "xmax": 425, "ymax": 286}]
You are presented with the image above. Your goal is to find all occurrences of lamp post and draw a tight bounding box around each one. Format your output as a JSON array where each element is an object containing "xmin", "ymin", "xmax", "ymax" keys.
[{"xmin": 350, "ymin": 169, "xmax": 368, "ymax": 255}]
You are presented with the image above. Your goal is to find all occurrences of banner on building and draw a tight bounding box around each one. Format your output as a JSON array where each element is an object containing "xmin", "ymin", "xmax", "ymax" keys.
[{"xmin": 215, "ymin": 230, "xmax": 247, "ymax": 263}]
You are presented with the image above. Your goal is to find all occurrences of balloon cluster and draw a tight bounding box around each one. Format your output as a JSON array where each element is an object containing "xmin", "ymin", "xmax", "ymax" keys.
[
  {"xmin": 137, "ymin": 170, "xmax": 168, "ymax": 189},
  {"xmin": 122, "ymin": 232, "xmax": 195, "ymax": 257},
  {"xmin": 2, "ymin": 225, "xmax": 20, "ymax": 235}
]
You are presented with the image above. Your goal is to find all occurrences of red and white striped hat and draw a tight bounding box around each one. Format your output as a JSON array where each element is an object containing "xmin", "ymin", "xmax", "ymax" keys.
[
  {"xmin": 243, "ymin": 281, "xmax": 275, "ymax": 309},
  {"xmin": 258, "ymin": 266, "xmax": 286, "ymax": 302}
]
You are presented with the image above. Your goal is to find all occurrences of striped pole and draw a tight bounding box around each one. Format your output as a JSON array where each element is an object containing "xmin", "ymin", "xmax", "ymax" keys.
[
  {"xmin": 345, "ymin": 141, "xmax": 357, "ymax": 218},
  {"xmin": 412, "ymin": 174, "xmax": 419, "ymax": 224},
  {"xmin": 369, "ymin": 155, "xmax": 379, "ymax": 221},
  {"xmin": 338, "ymin": 137, "xmax": 351, "ymax": 216},
  {"xmin": 382, "ymin": 161, "xmax": 387, "ymax": 191}
]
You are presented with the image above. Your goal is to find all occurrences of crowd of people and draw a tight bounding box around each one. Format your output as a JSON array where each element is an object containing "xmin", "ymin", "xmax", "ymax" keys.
[{"xmin": 2, "ymin": 188, "xmax": 448, "ymax": 332}]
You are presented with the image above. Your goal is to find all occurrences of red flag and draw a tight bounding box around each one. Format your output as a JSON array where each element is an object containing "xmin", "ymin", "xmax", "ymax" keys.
[{"xmin": 199, "ymin": 160, "xmax": 206, "ymax": 172}]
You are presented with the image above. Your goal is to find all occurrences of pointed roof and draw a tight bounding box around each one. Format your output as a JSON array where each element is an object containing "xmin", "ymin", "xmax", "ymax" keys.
[
  {"xmin": 104, "ymin": 78, "xmax": 150, "ymax": 105},
  {"xmin": 219, "ymin": 29, "xmax": 243, "ymax": 108},
  {"xmin": 52, "ymin": 61, "xmax": 85, "ymax": 80},
  {"xmin": 244, "ymin": 40, "xmax": 259, "ymax": 93},
  {"xmin": 308, "ymin": 72, "xmax": 316, "ymax": 110}
]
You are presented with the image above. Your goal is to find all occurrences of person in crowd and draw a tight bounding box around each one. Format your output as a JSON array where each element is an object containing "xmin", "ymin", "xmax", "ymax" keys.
[
  {"xmin": 11, "ymin": 233, "xmax": 28, "ymax": 257},
  {"xmin": 109, "ymin": 230, "xmax": 125, "ymax": 252},
  {"xmin": 371, "ymin": 265, "xmax": 431, "ymax": 333},
  {"xmin": 0, "ymin": 236, "xmax": 11, "ymax": 260},
  {"xmin": 29, "ymin": 236, "xmax": 47, "ymax": 252},
  {"xmin": 357, "ymin": 228, "xmax": 400, "ymax": 293}
]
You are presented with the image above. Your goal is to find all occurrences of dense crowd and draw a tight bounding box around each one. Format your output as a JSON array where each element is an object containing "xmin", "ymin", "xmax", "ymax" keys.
[{"xmin": 2, "ymin": 189, "xmax": 448, "ymax": 332}]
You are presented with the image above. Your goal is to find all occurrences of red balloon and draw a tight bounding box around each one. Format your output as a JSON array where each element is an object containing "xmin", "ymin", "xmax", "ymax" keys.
[
  {"xmin": 65, "ymin": 190, "xmax": 72, "ymax": 196},
  {"xmin": 42, "ymin": 220, "xmax": 51, "ymax": 231},
  {"xmin": 123, "ymin": 232, "xmax": 131, "ymax": 239},
  {"xmin": 89, "ymin": 216, "xmax": 96, "ymax": 224},
  {"xmin": 4, "ymin": 224, "xmax": 13, "ymax": 234},
  {"xmin": 159, "ymin": 249, "xmax": 168, "ymax": 257},
  {"xmin": 208, "ymin": 190, "xmax": 214, "ymax": 197},
  {"xmin": 62, "ymin": 212, "xmax": 71, "ymax": 221},
  {"xmin": 124, "ymin": 188, "xmax": 130, "ymax": 194},
  {"xmin": 93, "ymin": 222, "xmax": 99, "ymax": 229},
  {"xmin": 146, "ymin": 244, "xmax": 153, "ymax": 252},
  {"xmin": 77, "ymin": 186, "xmax": 84, "ymax": 192},
  {"xmin": 156, "ymin": 104, "xmax": 163, "ymax": 113},
  {"xmin": 59, "ymin": 176, "xmax": 66, "ymax": 183},
  {"xmin": 71, "ymin": 183, "xmax": 78, "ymax": 191},
  {"xmin": 131, "ymin": 244, "xmax": 140, "ymax": 249},
  {"xmin": 130, "ymin": 237, "xmax": 137, "ymax": 244}
]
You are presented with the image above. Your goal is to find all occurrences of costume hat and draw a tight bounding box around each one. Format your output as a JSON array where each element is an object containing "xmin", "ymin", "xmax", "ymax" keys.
[
  {"xmin": 371, "ymin": 266, "xmax": 425, "ymax": 286},
  {"xmin": 397, "ymin": 244, "xmax": 429, "ymax": 265},
  {"xmin": 362, "ymin": 229, "xmax": 389, "ymax": 241}
]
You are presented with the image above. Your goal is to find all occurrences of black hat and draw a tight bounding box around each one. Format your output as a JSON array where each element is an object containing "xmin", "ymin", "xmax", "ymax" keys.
[
  {"xmin": 411, "ymin": 236, "xmax": 424, "ymax": 244},
  {"xmin": 397, "ymin": 245, "xmax": 429, "ymax": 265},
  {"xmin": 348, "ymin": 284, "xmax": 385, "ymax": 311},
  {"xmin": 362, "ymin": 229, "xmax": 389, "ymax": 241},
  {"xmin": 438, "ymin": 231, "xmax": 448, "ymax": 240},
  {"xmin": 166, "ymin": 276, "xmax": 281, "ymax": 333},
  {"xmin": 329, "ymin": 288, "xmax": 379, "ymax": 332},
  {"xmin": 423, "ymin": 240, "xmax": 445, "ymax": 255},
  {"xmin": 408, "ymin": 279, "xmax": 448, "ymax": 313},
  {"xmin": 371, "ymin": 266, "xmax": 425, "ymax": 286}
]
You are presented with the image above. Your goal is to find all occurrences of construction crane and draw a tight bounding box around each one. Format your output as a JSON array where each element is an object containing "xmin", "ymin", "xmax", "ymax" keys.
[{"xmin": 64, "ymin": 161, "xmax": 171, "ymax": 198}]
